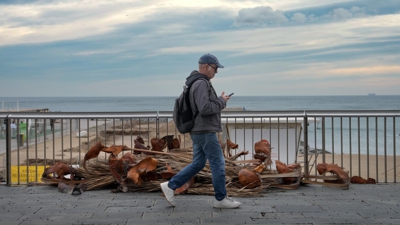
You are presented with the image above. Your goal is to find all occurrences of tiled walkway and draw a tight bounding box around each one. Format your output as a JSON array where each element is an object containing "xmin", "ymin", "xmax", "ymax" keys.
[{"xmin": 0, "ymin": 183, "xmax": 399, "ymax": 225}]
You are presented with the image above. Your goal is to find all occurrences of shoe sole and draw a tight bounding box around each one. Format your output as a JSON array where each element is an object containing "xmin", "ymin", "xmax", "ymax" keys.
[{"xmin": 213, "ymin": 205, "xmax": 241, "ymax": 209}]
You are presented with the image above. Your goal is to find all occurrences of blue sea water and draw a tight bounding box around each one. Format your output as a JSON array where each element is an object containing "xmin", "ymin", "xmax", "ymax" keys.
[{"xmin": 1, "ymin": 95, "xmax": 400, "ymax": 112}]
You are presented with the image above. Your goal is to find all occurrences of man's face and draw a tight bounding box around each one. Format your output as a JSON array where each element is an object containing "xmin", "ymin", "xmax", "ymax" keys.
[{"xmin": 206, "ymin": 64, "xmax": 218, "ymax": 79}]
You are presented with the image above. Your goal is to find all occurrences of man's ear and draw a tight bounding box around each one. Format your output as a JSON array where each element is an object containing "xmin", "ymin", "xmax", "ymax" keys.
[{"xmin": 207, "ymin": 66, "xmax": 211, "ymax": 71}]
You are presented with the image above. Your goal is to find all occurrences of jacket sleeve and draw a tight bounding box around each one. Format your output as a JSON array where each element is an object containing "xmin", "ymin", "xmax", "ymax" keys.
[{"xmin": 190, "ymin": 79, "xmax": 226, "ymax": 116}]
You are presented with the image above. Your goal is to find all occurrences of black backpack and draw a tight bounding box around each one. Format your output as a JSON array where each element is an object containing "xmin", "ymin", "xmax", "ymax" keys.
[{"xmin": 173, "ymin": 78, "xmax": 209, "ymax": 134}]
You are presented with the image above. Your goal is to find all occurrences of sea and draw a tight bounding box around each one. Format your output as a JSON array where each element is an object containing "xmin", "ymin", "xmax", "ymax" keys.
[
  {"xmin": 1, "ymin": 95, "xmax": 400, "ymax": 112},
  {"xmin": 1, "ymin": 96, "xmax": 399, "ymax": 156}
]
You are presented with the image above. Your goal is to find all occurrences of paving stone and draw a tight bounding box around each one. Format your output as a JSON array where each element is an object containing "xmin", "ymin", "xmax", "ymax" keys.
[
  {"xmin": 127, "ymin": 217, "xmax": 200, "ymax": 224},
  {"xmin": 0, "ymin": 212, "xmax": 27, "ymax": 224},
  {"xmin": 105, "ymin": 206, "xmax": 155, "ymax": 213},
  {"xmin": 143, "ymin": 211, "xmax": 211, "ymax": 220},
  {"xmin": 19, "ymin": 212, "xmax": 92, "ymax": 220},
  {"xmin": 212, "ymin": 211, "xmax": 259, "ymax": 218},
  {"xmin": 375, "ymin": 218, "xmax": 400, "ymax": 224},
  {"xmin": 2, "ymin": 205, "xmax": 42, "ymax": 213},
  {"xmin": 73, "ymin": 217, "xmax": 128, "ymax": 225},
  {"xmin": 254, "ymin": 198, "xmax": 314, "ymax": 206},
  {"xmin": 172, "ymin": 205, "xmax": 219, "ymax": 212},
  {"xmin": 99, "ymin": 198, "xmax": 153, "ymax": 207},
  {"xmin": 246, "ymin": 212, "xmax": 279, "ymax": 219},
  {"xmin": 273, "ymin": 212, "xmax": 307, "ymax": 219},
  {"xmin": 251, "ymin": 217, "xmax": 315, "ymax": 224},
  {"xmin": 91, "ymin": 211, "xmax": 142, "ymax": 220},
  {"xmin": 237, "ymin": 205, "xmax": 276, "ymax": 213},
  {"xmin": 313, "ymin": 220, "xmax": 369, "ymax": 224},
  {"xmin": 20, "ymin": 219, "xmax": 74, "ymax": 225},
  {"xmin": 202, "ymin": 216, "xmax": 252, "ymax": 224},
  {"xmin": 274, "ymin": 205, "xmax": 322, "ymax": 213},
  {"xmin": 305, "ymin": 212, "xmax": 367, "ymax": 224}
]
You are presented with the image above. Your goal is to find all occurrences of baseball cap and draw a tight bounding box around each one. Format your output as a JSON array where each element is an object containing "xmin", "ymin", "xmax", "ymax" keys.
[{"xmin": 198, "ymin": 53, "xmax": 224, "ymax": 68}]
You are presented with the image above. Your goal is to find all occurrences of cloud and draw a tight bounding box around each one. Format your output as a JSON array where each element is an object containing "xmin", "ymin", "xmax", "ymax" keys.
[
  {"xmin": 234, "ymin": 6, "xmax": 288, "ymax": 25},
  {"xmin": 0, "ymin": 1, "xmax": 238, "ymax": 47},
  {"xmin": 0, "ymin": 1, "xmax": 158, "ymax": 46},
  {"xmin": 327, "ymin": 66, "xmax": 400, "ymax": 76},
  {"xmin": 329, "ymin": 7, "xmax": 354, "ymax": 20},
  {"xmin": 0, "ymin": 0, "xmax": 39, "ymax": 4},
  {"xmin": 235, "ymin": 4, "xmax": 370, "ymax": 26},
  {"xmin": 74, "ymin": 49, "xmax": 125, "ymax": 56},
  {"xmin": 290, "ymin": 13, "xmax": 307, "ymax": 23},
  {"xmin": 322, "ymin": 7, "xmax": 366, "ymax": 20}
]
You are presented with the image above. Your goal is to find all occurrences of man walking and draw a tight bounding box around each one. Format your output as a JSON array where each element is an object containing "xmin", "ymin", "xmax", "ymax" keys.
[
  {"xmin": 161, "ymin": 53, "xmax": 241, "ymax": 209},
  {"xmin": 50, "ymin": 119, "xmax": 55, "ymax": 131}
]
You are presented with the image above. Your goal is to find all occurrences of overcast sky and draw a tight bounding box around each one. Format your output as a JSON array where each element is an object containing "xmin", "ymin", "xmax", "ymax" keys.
[{"xmin": 1, "ymin": 0, "xmax": 399, "ymax": 97}]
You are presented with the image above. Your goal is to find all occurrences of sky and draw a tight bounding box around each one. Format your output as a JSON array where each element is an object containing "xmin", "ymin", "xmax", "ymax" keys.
[{"xmin": 0, "ymin": 0, "xmax": 400, "ymax": 97}]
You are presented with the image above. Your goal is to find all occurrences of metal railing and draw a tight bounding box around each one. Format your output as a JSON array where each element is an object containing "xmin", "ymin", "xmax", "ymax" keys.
[{"xmin": 1, "ymin": 110, "xmax": 399, "ymax": 186}]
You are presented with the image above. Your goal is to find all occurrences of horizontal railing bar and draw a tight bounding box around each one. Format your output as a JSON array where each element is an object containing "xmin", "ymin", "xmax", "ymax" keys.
[
  {"xmin": 2, "ymin": 110, "xmax": 400, "ymax": 119},
  {"xmin": 222, "ymin": 110, "xmax": 305, "ymax": 118},
  {"xmin": 4, "ymin": 111, "xmax": 159, "ymax": 119},
  {"xmin": 0, "ymin": 113, "xmax": 10, "ymax": 118},
  {"xmin": 222, "ymin": 110, "xmax": 306, "ymax": 114},
  {"xmin": 158, "ymin": 111, "xmax": 173, "ymax": 117},
  {"xmin": 159, "ymin": 111, "xmax": 307, "ymax": 118},
  {"xmin": 306, "ymin": 110, "xmax": 400, "ymax": 117}
]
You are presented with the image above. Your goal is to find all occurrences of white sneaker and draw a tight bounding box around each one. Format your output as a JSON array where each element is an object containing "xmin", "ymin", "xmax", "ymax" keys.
[
  {"xmin": 213, "ymin": 196, "xmax": 241, "ymax": 209},
  {"xmin": 160, "ymin": 181, "xmax": 175, "ymax": 207}
]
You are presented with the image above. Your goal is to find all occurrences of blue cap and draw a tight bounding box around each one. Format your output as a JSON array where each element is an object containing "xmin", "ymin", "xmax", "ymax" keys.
[{"xmin": 198, "ymin": 53, "xmax": 224, "ymax": 68}]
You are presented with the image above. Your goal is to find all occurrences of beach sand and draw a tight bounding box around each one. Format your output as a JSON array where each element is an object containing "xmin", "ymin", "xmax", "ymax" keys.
[
  {"xmin": 0, "ymin": 120, "xmax": 188, "ymax": 167},
  {"xmin": 1, "ymin": 119, "xmax": 398, "ymax": 183}
]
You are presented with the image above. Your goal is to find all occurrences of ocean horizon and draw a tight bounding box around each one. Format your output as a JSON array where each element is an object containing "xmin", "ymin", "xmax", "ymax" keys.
[{"xmin": 2, "ymin": 95, "xmax": 400, "ymax": 112}]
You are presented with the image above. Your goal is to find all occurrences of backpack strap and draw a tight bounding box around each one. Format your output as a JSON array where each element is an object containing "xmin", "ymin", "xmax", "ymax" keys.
[{"xmin": 188, "ymin": 78, "xmax": 211, "ymax": 118}]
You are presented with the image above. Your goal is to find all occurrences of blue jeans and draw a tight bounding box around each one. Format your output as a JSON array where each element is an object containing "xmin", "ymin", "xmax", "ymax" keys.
[{"xmin": 168, "ymin": 132, "xmax": 227, "ymax": 201}]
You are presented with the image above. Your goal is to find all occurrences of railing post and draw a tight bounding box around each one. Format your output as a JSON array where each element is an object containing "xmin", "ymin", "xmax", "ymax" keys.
[
  {"xmin": 322, "ymin": 117, "xmax": 326, "ymax": 163},
  {"xmin": 5, "ymin": 115, "xmax": 11, "ymax": 186},
  {"xmin": 303, "ymin": 113, "xmax": 309, "ymax": 177},
  {"xmin": 156, "ymin": 111, "xmax": 160, "ymax": 139}
]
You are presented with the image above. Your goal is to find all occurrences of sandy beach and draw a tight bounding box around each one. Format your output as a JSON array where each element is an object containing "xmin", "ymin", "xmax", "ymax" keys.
[
  {"xmin": 0, "ymin": 120, "xmax": 190, "ymax": 173},
  {"xmin": 1, "ymin": 119, "xmax": 398, "ymax": 183}
]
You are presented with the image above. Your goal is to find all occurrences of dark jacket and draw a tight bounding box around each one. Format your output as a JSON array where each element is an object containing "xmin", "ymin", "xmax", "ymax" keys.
[{"xmin": 185, "ymin": 70, "xmax": 226, "ymax": 133}]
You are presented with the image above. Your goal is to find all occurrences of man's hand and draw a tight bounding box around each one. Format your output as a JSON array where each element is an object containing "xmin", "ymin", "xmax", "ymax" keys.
[{"xmin": 221, "ymin": 91, "xmax": 231, "ymax": 102}]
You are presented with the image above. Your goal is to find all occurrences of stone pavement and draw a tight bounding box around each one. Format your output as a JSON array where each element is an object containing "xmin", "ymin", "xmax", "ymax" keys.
[{"xmin": 0, "ymin": 183, "xmax": 399, "ymax": 225}]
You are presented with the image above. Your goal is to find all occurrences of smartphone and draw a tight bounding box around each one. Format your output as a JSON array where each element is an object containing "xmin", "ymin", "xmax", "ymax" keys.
[{"xmin": 228, "ymin": 93, "xmax": 234, "ymax": 97}]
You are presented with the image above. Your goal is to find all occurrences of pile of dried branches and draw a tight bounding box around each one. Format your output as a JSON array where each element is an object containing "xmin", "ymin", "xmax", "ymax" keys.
[
  {"xmin": 77, "ymin": 150, "xmax": 276, "ymax": 197},
  {"xmin": 76, "ymin": 159, "xmax": 117, "ymax": 190},
  {"xmin": 42, "ymin": 137, "xmax": 305, "ymax": 196}
]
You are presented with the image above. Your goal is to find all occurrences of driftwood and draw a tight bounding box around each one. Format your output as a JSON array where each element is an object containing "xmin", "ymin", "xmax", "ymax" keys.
[
  {"xmin": 275, "ymin": 160, "xmax": 301, "ymax": 184},
  {"xmin": 101, "ymin": 130, "xmax": 149, "ymax": 136},
  {"xmin": 254, "ymin": 139, "xmax": 272, "ymax": 165},
  {"xmin": 238, "ymin": 169, "xmax": 262, "ymax": 188},
  {"xmin": 302, "ymin": 163, "xmax": 350, "ymax": 189},
  {"xmin": 351, "ymin": 176, "xmax": 376, "ymax": 184}
]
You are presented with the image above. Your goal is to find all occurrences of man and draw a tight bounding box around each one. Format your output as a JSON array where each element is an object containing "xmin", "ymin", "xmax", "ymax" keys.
[
  {"xmin": 50, "ymin": 119, "xmax": 54, "ymax": 131},
  {"xmin": 11, "ymin": 120, "xmax": 17, "ymax": 138},
  {"xmin": 160, "ymin": 53, "xmax": 241, "ymax": 209}
]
